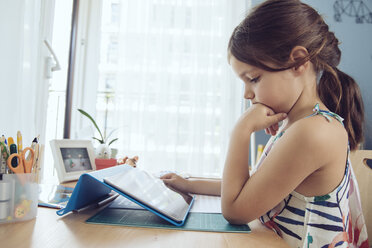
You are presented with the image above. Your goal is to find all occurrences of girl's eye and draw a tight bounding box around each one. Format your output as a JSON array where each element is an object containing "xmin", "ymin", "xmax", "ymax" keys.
[{"xmin": 250, "ymin": 76, "xmax": 261, "ymax": 83}]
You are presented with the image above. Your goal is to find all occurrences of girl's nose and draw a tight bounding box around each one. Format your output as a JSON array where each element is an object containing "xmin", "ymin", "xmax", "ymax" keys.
[{"xmin": 244, "ymin": 88, "xmax": 254, "ymax": 100}]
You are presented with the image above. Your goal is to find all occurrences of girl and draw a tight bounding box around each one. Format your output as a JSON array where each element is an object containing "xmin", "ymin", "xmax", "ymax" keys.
[{"xmin": 161, "ymin": 0, "xmax": 369, "ymax": 247}]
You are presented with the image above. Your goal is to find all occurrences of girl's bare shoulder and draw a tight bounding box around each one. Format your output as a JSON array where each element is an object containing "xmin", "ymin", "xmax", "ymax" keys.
[
  {"xmin": 291, "ymin": 114, "xmax": 346, "ymax": 139},
  {"xmin": 283, "ymin": 114, "xmax": 348, "ymax": 161}
]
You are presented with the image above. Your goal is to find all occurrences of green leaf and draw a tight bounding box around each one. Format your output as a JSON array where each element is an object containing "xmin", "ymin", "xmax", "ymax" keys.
[
  {"xmin": 92, "ymin": 137, "xmax": 105, "ymax": 144},
  {"xmin": 106, "ymin": 128, "xmax": 118, "ymax": 140},
  {"xmin": 78, "ymin": 108, "xmax": 104, "ymax": 142},
  {"xmin": 108, "ymin": 138, "xmax": 118, "ymax": 146}
]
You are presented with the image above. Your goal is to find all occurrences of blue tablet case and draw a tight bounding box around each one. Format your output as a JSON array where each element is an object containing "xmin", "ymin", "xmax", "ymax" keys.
[{"xmin": 56, "ymin": 165, "xmax": 194, "ymax": 226}]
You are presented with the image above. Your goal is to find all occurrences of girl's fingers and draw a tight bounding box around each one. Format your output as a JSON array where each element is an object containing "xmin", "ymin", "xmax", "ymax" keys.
[
  {"xmin": 162, "ymin": 179, "xmax": 171, "ymax": 184},
  {"xmin": 160, "ymin": 173, "xmax": 174, "ymax": 179},
  {"xmin": 268, "ymin": 126, "xmax": 273, "ymax": 135},
  {"xmin": 269, "ymin": 126, "xmax": 276, "ymax": 136},
  {"xmin": 272, "ymin": 123, "xmax": 279, "ymax": 131}
]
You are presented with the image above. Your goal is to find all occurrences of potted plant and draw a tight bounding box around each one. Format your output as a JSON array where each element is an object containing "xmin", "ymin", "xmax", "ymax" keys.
[{"xmin": 78, "ymin": 108, "xmax": 118, "ymax": 170}]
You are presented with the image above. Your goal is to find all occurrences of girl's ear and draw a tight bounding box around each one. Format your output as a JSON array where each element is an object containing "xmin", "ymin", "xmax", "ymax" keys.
[{"xmin": 289, "ymin": 46, "xmax": 309, "ymax": 74}]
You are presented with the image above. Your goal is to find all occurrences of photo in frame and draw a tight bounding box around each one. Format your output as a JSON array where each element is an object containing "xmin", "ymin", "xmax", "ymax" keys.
[{"xmin": 50, "ymin": 139, "xmax": 96, "ymax": 183}]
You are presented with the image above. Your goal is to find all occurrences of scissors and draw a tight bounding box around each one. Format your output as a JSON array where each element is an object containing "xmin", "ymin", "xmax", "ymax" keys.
[{"xmin": 7, "ymin": 147, "xmax": 34, "ymax": 174}]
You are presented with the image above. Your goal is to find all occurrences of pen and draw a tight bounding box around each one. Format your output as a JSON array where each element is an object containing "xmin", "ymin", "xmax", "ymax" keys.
[
  {"xmin": 17, "ymin": 131, "xmax": 22, "ymax": 154},
  {"xmin": 97, "ymin": 193, "xmax": 119, "ymax": 207},
  {"xmin": 0, "ymin": 142, "xmax": 9, "ymax": 174},
  {"xmin": 0, "ymin": 153, "xmax": 4, "ymax": 176},
  {"xmin": 1, "ymin": 135, "xmax": 7, "ymax": 151},
  {"xmin": 0, "ymin": 142, "xmax": 9, "ymax": 161},
  {"xmin": 31, "ymin": 136, "xmax": 41, "ymax": 183},
  {"xmin": 28, "ymin": 138, "xmax": 37, "ymax": 161},
  {"xmin": 34, "ymin": 144, "xmax": 40, "ymax": 182}
]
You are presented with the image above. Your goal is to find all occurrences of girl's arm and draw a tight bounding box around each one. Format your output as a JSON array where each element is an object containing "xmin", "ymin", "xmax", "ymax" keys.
[
  {"xmin": 161, "ymin": 173, "xmax": 221, "ymax": 196},
  {"xmin": 221, "ymin": 104, "xmax": 342, "ymax": 225},
  {"xmin": 185, "ymin": 178, "xmax": 221, "ymax": 196},
  {"xmin": 221, "ymin": 104, "xmax": 288, "ymax": 224}
]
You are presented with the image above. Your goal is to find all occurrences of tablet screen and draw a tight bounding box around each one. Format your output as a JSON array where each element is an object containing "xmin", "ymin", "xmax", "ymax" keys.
[{"xmin": 103, "ymin": 167, "xmax": 193, "ymax": 222}]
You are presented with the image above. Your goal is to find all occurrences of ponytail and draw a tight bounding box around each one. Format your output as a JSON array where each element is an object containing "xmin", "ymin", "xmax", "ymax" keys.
[{"xmin": 318, "ymin": 67, "xmax": 364, "ymax": 150}]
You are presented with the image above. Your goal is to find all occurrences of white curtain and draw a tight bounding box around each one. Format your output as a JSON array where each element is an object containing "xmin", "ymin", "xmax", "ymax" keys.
[
  {"xmin": 77, "ymin": 0, "xmax": 249, "ymax": 177},
  {"xmin": 0, "ymin": 0, "xmax": 51, "ymax": 148}
]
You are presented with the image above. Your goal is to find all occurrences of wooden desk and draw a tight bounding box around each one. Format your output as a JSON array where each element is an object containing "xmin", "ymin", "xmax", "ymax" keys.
[{"xmin": 0, "ymin": 206, "xmax": 289, "ymax": 248}]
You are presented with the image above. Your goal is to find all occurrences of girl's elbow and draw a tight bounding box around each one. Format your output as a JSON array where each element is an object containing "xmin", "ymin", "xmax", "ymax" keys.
[{"xmin": 221, "ymin": 205, "xmax": 254, "ymax": 225}]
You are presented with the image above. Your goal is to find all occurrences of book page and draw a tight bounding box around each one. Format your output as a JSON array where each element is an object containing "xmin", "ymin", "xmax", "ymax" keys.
[{"xmin": 190, "ymin": 194, "xmax": 221, "ymax": 213}]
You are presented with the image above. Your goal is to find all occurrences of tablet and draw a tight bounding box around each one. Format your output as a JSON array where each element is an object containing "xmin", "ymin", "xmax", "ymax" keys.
[{"xmin": 103, "ymin": 167, "xmax": 194, "ymax": 225}]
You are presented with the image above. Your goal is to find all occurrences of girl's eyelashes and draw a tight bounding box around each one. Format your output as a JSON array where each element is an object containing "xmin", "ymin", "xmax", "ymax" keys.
[
  {"xmin": 250, "ymin": 76, "xmax": 261, "ymax": 83},
  {"xmin": 241, "ymin": 74, "xmax": 261, "ymax": 84}
]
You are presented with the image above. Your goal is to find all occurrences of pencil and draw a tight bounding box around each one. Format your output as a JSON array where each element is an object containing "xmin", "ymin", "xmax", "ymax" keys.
[{"xmin": 17, "ymin": 131, "xmax": 22, "ymax": 154}]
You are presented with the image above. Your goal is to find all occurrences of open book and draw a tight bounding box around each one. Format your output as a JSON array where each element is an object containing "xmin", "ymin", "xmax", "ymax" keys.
[{"xmin": 103, "ymin": 167, "xmax": 194, "ymax": 225}]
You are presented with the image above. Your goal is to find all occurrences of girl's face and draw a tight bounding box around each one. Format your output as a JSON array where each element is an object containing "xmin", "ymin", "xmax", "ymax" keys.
[{"xmin": 230, "ymin": 56, "xmax": 304, "ymax": 114}]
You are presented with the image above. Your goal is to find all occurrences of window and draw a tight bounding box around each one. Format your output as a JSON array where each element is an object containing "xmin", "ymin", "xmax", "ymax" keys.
[
  {"xmin": 43, "ymin": 0, "xmax": 74, "ymax": 184},
  {"xmin": 46, "ymin": 0, "xmax": 248, "ymax": 181}
]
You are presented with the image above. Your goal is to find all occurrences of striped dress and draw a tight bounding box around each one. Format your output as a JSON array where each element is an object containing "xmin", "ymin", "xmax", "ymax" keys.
[{"xmin": 253, "ymin": 104, "xmax": 369, "ymax": 248}]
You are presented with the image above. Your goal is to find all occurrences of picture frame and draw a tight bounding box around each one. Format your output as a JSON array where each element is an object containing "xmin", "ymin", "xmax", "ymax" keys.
[{"xmin": 50, "ymin": 139, "xmax": 96, "ymax": 183}]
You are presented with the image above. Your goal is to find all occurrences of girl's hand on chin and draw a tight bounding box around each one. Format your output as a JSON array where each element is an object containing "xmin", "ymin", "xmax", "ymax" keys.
[{"xmin": 235, "ymin": 103, "xmax": 287, "ymax": 136}]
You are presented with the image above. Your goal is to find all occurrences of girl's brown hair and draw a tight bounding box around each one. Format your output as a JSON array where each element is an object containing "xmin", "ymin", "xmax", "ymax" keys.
[{"xmin": 228, "ymin": 0, "xmax": 364, "ymax": 150}]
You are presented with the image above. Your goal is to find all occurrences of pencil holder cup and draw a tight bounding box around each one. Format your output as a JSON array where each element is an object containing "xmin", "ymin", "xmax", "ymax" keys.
[{"xmin": 0, "ymin": 173, "xmax": 38, "ymax": 223}]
